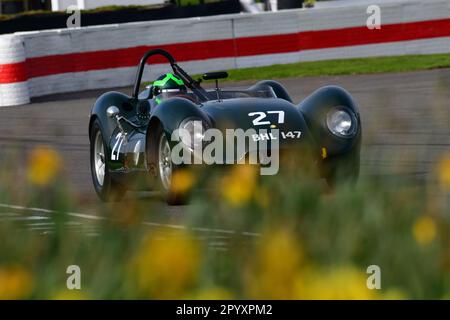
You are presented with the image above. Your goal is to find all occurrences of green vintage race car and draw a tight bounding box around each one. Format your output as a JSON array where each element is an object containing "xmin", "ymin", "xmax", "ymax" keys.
[{"xmin": 89, "ymin": 49, "xmax": 361, "ymax": 204}]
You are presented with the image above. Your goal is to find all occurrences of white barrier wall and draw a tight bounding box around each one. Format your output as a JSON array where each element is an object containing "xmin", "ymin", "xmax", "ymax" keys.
[{"xmin": 1, "ymin": 0, "xmax": 449, "ymax": 106}]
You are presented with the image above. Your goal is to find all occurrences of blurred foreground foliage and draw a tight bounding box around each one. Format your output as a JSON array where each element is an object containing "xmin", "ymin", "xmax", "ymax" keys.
[{"xmin": 0, "ymin": 146, "xmax": 450, "ymax": 299}]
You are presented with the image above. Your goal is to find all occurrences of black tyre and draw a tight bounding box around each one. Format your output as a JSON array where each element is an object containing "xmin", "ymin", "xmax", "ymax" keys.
[
  {"xmin": 90, "ymin": 119, "xmax": 125, "ymax": 201},
  {"xmin": 323, "ymin": 150, "xmax": 360, "ymax": 188}
]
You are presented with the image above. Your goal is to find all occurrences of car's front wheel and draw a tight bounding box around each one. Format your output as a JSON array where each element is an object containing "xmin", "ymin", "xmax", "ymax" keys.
[
  {"xmin": 147, "ymin": 124, "xmax": 187, "ymax": 205},
  {"xmin": 158, "ymin": 132, "xmax": 173, "ymax": 192},
  {"xmin": 90, "ymin": 119, "xmax": 125, "ymax": 201},
  {"xmin": 322, "ymin": 150, "xmax": 360, "ymax": 188}
]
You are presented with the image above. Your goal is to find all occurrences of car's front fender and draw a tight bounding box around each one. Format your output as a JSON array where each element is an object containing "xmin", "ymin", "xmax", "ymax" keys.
[
  {"xmin": 149, "ymin": 97, "xmax": 212, "ymax": 140},
  {"xmin": 89, "ymin": 91, "xmax": 134, "ymax": 142},
  {"xmin": 298, "ymin": 85, "xmax": 361, "ymax": 157}
]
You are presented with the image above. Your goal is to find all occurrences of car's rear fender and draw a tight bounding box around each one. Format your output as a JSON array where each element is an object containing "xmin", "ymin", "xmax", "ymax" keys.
[{"xmin": 249, "ymin": 80, "xmax": 293, "ymax": 103}]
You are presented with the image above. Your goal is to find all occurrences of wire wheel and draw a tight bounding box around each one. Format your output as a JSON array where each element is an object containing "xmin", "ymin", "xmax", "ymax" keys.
[
  {"xmin": 94, "ymin": 130, "xmax": 106, "ymax": 186},
  {"xmin": 158, "ymin": 133, "xmax": 172, "ymax": 191}
]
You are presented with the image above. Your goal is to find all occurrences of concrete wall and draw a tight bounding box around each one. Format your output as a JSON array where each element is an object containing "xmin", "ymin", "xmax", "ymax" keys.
[{"xmin": 1, "ymin": 0, "xmax": 449, "ymax": 106}]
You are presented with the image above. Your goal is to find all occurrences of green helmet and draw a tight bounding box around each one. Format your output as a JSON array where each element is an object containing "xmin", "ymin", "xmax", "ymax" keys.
[{"xmin": 152, "ymin": 73, "xmax": 186, "ymax": 95}]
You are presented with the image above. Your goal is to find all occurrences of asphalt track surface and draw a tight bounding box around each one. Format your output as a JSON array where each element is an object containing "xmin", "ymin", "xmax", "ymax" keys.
[{"xmin": 0, "ymin": 69, "xmax": 449, "ymax": 237}]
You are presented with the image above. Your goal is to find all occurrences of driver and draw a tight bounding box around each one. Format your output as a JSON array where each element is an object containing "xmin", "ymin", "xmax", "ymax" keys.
[{"xmin": 152, "ymin": 73, "xmax": 187, "ymax": 104}]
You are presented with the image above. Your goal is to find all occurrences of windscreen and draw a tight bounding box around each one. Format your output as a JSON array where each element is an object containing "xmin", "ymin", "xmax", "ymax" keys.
[
  {"xmin": 155, "ymin": 87, "xmax": 276, "ymax": 104},
  {"xmin": 205, "ymin": 87, "xmax": 277, "ymax": 100}
]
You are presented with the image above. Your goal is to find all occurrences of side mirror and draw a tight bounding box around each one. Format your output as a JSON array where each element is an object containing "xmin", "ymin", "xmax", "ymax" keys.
[
  {"xmin": 203, "ymin": 72, "xmax": 228, "ymax": 102},
  {"xmin": 202, "ymin": 71, "xmax": 228, "ymax": 81},
  {"xmin": 107, "ymin": 106, "xmax": 120, "ymax": 118}
]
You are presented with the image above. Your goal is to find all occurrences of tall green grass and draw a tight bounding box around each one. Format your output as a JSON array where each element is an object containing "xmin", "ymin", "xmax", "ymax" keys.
[
  {"xmin": 221, "ymin": 54, "xmax": 450, "ymax": 82},
  {"xmin": 0, "ymin": 147, "xmax": 449, "ymax": 299}
]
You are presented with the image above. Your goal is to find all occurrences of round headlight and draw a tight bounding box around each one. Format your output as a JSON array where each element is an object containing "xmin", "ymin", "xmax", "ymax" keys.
[
  {"xmin": 326, "ymin": 108, "xmax": 356, "ymax": 137},
  {"xmin": 179, "ymin": 119, "xmax": 205, "ymax": 150}
]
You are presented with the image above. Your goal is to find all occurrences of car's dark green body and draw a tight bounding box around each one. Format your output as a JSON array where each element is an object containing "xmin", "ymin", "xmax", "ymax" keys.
[{"xmin": 89, "ymin": 49, "xmax": 361, "ymax": 201}]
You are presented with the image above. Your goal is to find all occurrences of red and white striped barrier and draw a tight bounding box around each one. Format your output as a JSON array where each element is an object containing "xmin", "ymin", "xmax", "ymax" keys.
[
  {"xmin": 0, "ymin": 35, "xmax": 29, "ymax": 106},
  {"xmin": 0, "ymin": 0, "xmax": 449, "ymax": 106}
]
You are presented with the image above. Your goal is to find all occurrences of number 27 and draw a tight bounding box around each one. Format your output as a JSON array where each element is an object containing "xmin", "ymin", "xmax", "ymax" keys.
[{"xmin": 248, "ymin": 111, "xmax": 285, "ymax": 126}]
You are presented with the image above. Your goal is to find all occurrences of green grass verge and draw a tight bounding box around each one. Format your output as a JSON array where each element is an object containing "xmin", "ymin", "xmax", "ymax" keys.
[
  {"xmin": 0, "ymin": 4, "xmax": 164, "ymax": 21},
  {"xmin": 218, "ymin": 53, "xmax": 450, "ymax": 82},
  {"xmin": 0, "ymin": 1, "xmax": 223, "ymax": 21},
  {"xmin": 143, "ymin": 53, "xmax": 450, "ymax": 87},
  {"xmin": 177, "ymin": 0, "xmax": 221, "ymax": 6}
]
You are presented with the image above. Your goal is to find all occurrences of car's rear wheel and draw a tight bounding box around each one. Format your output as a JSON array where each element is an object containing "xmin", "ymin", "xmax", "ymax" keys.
[
  {"xmin": 323, "ymin": 150, "xmax": 360, "ymax": 188},
  {"xmin": 148, "ymin": 124, "xmax": 187, "ymax": 205},
  {"xmin": 90, "ymin": 119, "xmax": 125, "ymax": 202}
]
